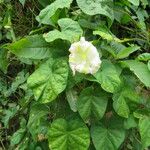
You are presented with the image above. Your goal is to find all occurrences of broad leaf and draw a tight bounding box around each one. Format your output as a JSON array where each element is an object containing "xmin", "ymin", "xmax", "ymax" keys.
[
  {"xmin": 7, "ymin": 35, "xmax": 52, "ymax": 59},
  {"xmin": 36, "ymin": 0, "xmax": 73, "ymax": 25},
  {"xmin": 27, "ymin": 58, "xmax": 68, "ymax": 103},
  {"xmin": 121, "ymin": 60, "xmax": 150, "ymax": 87},
  {"xmin": 43, "ymin": 18, "xmax": 83, "ymax": 43},
  {"xmin": 76, "ymin": 0, "xmax": 114, "ymax": 26},
  {"xmin": 91, "ymin": 121, "xmax": 125, "ymax": 150},
  {"xmin": 48, "ymin": 118, "xmax": 90, "ymax": 150},
  {"xmin": 139, "ymin": 116, "xmax": 150, "ymax": 149},
  {"xmin": 77, "ymin": 87, "xmax": 108, "ymax": 122},
  {"xmin": 94, "ymin": 60, "xmax": 121, "ymax": 93}
]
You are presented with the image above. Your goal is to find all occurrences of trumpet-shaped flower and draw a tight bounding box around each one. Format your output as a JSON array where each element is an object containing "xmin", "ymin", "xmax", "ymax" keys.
[{"xmin": 69, "ymin": 37, "xmax": 101, "ymax": 75}]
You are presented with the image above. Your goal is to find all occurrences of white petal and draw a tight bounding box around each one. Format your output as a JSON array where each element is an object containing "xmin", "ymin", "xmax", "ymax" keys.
[{"xmin": 69, "ymin": 37, "xmax": 101, "ymax": 75}]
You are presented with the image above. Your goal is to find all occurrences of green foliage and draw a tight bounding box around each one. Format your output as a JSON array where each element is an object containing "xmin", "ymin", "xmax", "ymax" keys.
[
  {"xmin": 76, "ymin": 0, "xmax": 114, "ymax": 26},
  {"xmin": 36, "ymin": 0, "xmax": 73, "ymax": 25},
  {"xmin": 0, "ymin": 0, "xmax": 150, "ymax": 149},
  {"xmin": 7, "ymin": 35, "xmax": 53, "ymax": 59},
  {"xmin": 91, "ymin": 116, "xmax": 126, "ymax": 150},
  {"xmin": 139, "ymin": 116, "xmax": 150, "ymax": 149},
  {"xmin": 0, "ymin": 48, "xmax": 8, "ymax": 73},
  {"xmin": 122, "ymin": 60, "xmax": 150, "ymax": 87},
  {"xmin": 77, "ymin": 87, "xmax": 108, "ymax": 122},
  {"xmin": 48, "ymin": 118, "xmax": 90, "ymax": 150},
  {"xmin": 43, "ymin": 18, "xmax": 83, "ymax": 43},
  {"xmin": 94, "ymin": 60, "xmax": 121, "ymax": 93},
  {"xmin": 27, "ymin": 58, "xmax": 69, "ymax": 103}
]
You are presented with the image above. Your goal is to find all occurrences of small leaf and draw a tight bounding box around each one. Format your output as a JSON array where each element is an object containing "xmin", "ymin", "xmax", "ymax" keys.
[
  {"xmin": 137, "ymin": 53, "xmax": 150, "ymax": 61},
  {"xmin": 116, "ymin": 45, "xmax": 140, "ymax": 59},
  {"xmin": 124, "ymin": 115, "xmax": 137, "ymax": 129},
  {"xmin": 2, "ymin": 107, "xmax": 19, "ymax": 128},
  {"xmin": 38, "ymin": 0, "xmax": 51, "ymax": 7},
  {"xmin": 127, "ymin": 0, "xmax": 140, "ymax": 6},
  {"xmin": 36, "ymin": 0, "xmax": 73, "ymax": 25},
  {"xmin": 139, "ymin": 116, "xmax": 150, "ymax": 149},
  {"xmin": 19, "ymin": 0, "xmax": 26, "ymax": 6},
  {"xmin": 0, "ymin": 48, "xmax": 8, "ymax": 73},
  {"xmin": 121, "ymin": 60, "xmax": 150, "ymax": 87},
  {"xmin": 93, "ymin": 26, "xmax": 121, "ymax": 42},
  {"xmin": 77, "ymin": 87, "xmax": 108, "ymax": 122},
  {"xmin": 94, "ymin": 60, "xmax": 121, "ymax": 93},
  {"xmin": 27, "ymin": 103, "xmax": 49, "ymax": 140},
  {"xmin": 48, "ymin": 118, "xmax": 90, "ymax": 150},
  {"xmin": 43, "ymin": 18, "xmax": 83, "ymax": 43},
  {"xmin": 11, "ymin": 128, "xmax": 26, "ymax": 146},
  {"xmin": 27, "ymin": 58, "xmax": 68, "ymax": 103}
]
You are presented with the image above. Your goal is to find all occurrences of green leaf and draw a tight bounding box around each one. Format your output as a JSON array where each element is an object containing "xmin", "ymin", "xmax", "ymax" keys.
[
  {"xmin": 27, "ymin": 103, "xmax": 49, "ymax": 127},
  {"xmin": 121, "ymin": 60, "xmax": 150, "ymax": 87},
  {"xmin": 124, "ymin": 115, "xmax": 137, "ymax": 129},
  {"xmin": 141, "ymin": 0, "xmax": 148, "ymax": 8},
  {"xmin": 7, "ymin": 35, "xmax": 52, "ymax": 59},
  {"xmin": 19, "ymin": 0, "xmax": 26, "ymax": 6},
  {"xmin": 91, "ymin": 122, "xmax": 125, "ymax": 150},
  {"xmin": 36, "ymin": 0, "xmax": 73, "ymax": 25},
  {"xmin": 43, "ymin": 18, "xmax": 83, "ymax": 43},
  {"xmin": 27, "ymin": 103, "xmax": 49, "ymax": 140},
  {"xmin": 48, "ymin": 118, "xmax": 90, "ymax": 150},
  {"xmin": 76, "ymin": 0, "xmax": 114, "ymax": 26},
  {"xmin": 0, "ymin": 48, "xmax": 8, "ymax": 73},
  {"xmin": 116, "ymin": 45, "xmax": 140, "ymax": 59},
  {"xmin": 94, "ymin": 60, "xmax": 121, "ymax": 93},
  {"xmin": 128, "ymin": 0, "xmax": 140, "ymax": 6},
  {"xmin": 148, "ymin": 61, "xmax": 150, "ymax": 71},
  {"xmin": 2, "ymin": 106, "xmax": 19, "ymax": 128},
  {"xmin": 77, "ymin": 87, "xmax": 108, "ymax": 122},
  {"xmin": 113, "ymin": 5, "xmax": 132, "ymax": 24},
  {"xmin": 113, "ymin": 94, "xmax": 130, "ymax": 118},
  {"xmin": 133, "ymin": 109, "xmax": 150, "ymax": 119},
  {"xmin": 38, "ymin": 0, "xmax": 51, "ymax": 7},
  {"xmin": 93, "ymin": 26, "xmax": 121, "ymax": 42},
  {"xmin": 139, "ymin": 116, "xmax": 150, "ymax": 149},
  {"xmin": 11, "ymin": 128, "xmax": 26, "ymax": 146},
  {"xmin": 27, "ymin": 58, "xmax": 68, "ymax": 103},
  {"xmin": 66, "ymin": 89, "xmax": 78, "ymax": 112},
  {"xmin": 113, "ymin": 82, "xmax": 140, "ymax": 118},
  {"xmin": 7, "ymin": 71, "xmax": 29, "ymax": 96},
  {"xmin": 137, "ymin": 53, "xmax": 150, "ymax": 61}
]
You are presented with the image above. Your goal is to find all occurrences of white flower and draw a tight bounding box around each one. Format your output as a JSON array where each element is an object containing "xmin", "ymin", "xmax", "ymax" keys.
[{"xmin": 69, "ymin": 37, "xmax": 101, "ymax": 75}]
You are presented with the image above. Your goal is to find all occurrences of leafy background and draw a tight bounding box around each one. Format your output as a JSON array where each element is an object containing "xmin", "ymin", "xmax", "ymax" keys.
[{"xmin": 0, "ymin": 0, "xmax": 150, "ymax": 149}]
